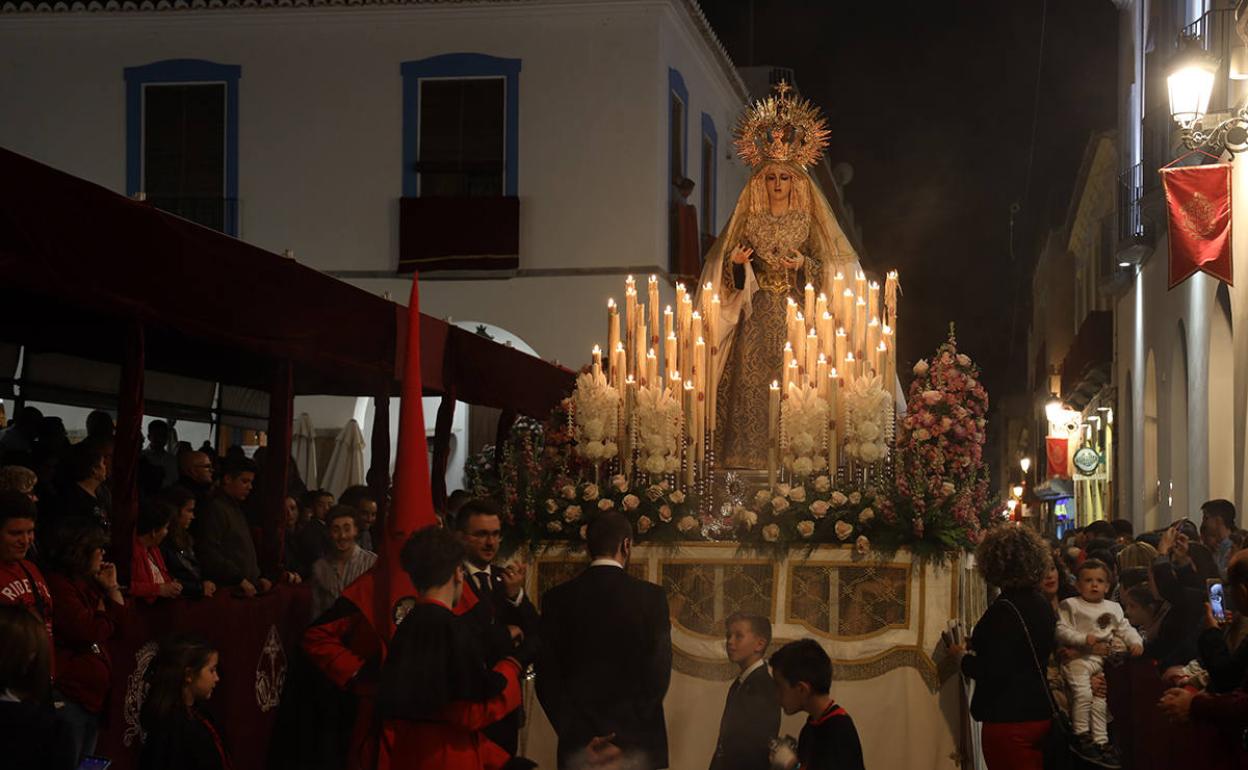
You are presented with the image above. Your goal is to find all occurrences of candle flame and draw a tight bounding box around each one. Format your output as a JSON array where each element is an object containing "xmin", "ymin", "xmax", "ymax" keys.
[
  {"xmin": 818, "ymin": 353, "xmax": 827, "ymax": 363},
  {"xmin": 878, "ymin": 341, "xmax": 888, "ymax": 351},
  {"xmin": 834, "ymin": 271, "xmax": 844, "ymax": 280},
  {"xmin": 883, "ymin": 324, "xmax": 893, "ymax": 335},
  {"xmin": 647, "ymin": 348, "xmax": 656, "ymax": 358},
  {"xmin": 805, "ymin": 283, "xmax": 814, "ymax": 291},
  {"xmin": 649, "ymin": 274, "xmax": 658, "ymax": 283},
  {"xmin": 846, "ymin": 353, "xmax": 856, "ymax": 362},
  {"xmin": 869, "ymin": 280, "xmax": 879, "ymax": 289},
  {"xmin": 818, "ymin": 292, "xmax": 827, "ymax": 302},
  {"xmin": 592, "ymin": 344, "xmax": 601, "ymax": 354},
  {"xmin": 615, "ymin": 342, "xmax": 625, "ymax": 352},
  {"xmin": 784, "ymin": 342, "xmax": 793, "ymax": 351},
  {"xmin": 771, "ymin": 380, "xmax": 780, "ymax": 389},
  {"xmin": 842, "ymin": 288, "xmax": 854, "ymax": 297},
  {"xmin": 836, "ymin": 328, "xmax": 847, "ymax": 336},
  {"xmin": 712, "ymin": 294, "xmax": 720, "ymax": 303},
  {"xmin": 807, "ymin": 328, "xmax": 817, "ymax": 337},
  {"xmin": 685, "ymin": 380, "xmax": 694, "ymax": 389},
  {"xmin": 822, "ymin": 311, "xmax": 833, "ymax": 320},
  {"xmin": 857, "ymin": 297, "xmax": 867, "ymax": 306},
  {"xmin": 608, "ymin": 298, "xmax": 616, "ymax": 308},
  {"xmin": 830, "ymin": 368, "xmax": 839, "ymax": 378},
  {"xmin": 868, "ymin": 317, "xmax": 879, "ymax": 326}
]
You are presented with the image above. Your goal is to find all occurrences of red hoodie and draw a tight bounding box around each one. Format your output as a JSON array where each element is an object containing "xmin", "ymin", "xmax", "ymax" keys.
[{"xmin": 0, "ymin": 558, "xmax": 54, "ymax": 644}]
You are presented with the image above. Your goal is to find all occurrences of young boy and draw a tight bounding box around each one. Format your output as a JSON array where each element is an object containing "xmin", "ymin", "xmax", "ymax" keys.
[
  {"xmin": 1057, "ymin": 558, "xmax": 1143, "ymax": 768},
  {"xmin": 709, "ymin": 613, "xmax": 781, "ymax": 770},
  {"xmin": 770, "ymin": 639, "xmax": 865, "ymax": 770}
]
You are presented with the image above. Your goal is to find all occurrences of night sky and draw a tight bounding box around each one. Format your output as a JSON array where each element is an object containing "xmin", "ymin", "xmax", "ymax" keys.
[{"xmin": 701, "ymin": 0, "xmax": 1119, "ymax": 403}]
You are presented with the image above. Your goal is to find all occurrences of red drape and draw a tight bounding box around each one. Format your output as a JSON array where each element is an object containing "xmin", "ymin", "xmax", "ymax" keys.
[
  {"xmin": 111, "ymin": 320, "xmax": 144, "ymax": 582},
  {"xmin": 1046, "ymin": 436, "xmax": 1070, "ymax": 480},
  {"xmin": 1163, "ymin": 162, "xmax": 1233, "ymax": 289}
]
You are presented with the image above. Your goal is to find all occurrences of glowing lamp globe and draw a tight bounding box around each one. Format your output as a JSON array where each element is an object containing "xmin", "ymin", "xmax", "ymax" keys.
[
  {"xmin": 1020, "ymin": 456, "xmax": 1032, "ymax": 475},
  {"xmin": 1168, "ymin": 55, "xmax": 1216, "ymax": 128}
]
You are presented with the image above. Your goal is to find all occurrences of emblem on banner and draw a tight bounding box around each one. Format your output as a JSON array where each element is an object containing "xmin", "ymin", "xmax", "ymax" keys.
[
  {"xmin": 123, "ymin": 641, "xmax": 159, "ymax": 747},
  {"xmin": 1179, "ymin": 192, "xmax": 1218, "ymax": 239},
  {"xmin": 255, "ymin": 624, "xmax": 287, "ymax": 712}
]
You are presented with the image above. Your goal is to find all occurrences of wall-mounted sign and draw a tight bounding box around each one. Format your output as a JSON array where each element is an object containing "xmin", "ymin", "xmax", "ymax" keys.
[{"xmin": 1073, "ymin": 445, "xmax": 1101, "ymax": 476}]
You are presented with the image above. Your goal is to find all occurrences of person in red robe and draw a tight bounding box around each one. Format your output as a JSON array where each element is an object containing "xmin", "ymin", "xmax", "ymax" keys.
[{"xmin": 375, "ymin": 526, "xmax": 532, "ymax": 770}]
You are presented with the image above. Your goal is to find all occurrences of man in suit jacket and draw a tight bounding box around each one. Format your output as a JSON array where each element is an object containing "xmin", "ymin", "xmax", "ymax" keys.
[
  {"xmin": 455, "ymin": 498, "xmax": 540, "ymax": 757},
  {"xmin": 710, "ymin": 613, "xmax": 781, "ymax": 770},
  {"xmin": 537, "ymin": 511, "xmax": 672, "ymax": 769}
]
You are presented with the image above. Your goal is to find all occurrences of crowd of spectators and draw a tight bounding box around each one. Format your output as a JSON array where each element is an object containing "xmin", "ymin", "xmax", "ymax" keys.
[
  {"xmin": 0, "ymin": 406, "xmax": 384, "ymax": 769},
  {"xmin": 954, "ymin": 499, "xmax": 1248, "ymax": 769}
]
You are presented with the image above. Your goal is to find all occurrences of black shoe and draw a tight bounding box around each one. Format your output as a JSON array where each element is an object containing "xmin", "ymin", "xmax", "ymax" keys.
[
  {"xmin": 1095, "ymin": 742, "xmax": 1122, "ymax": 769},
  {"xmin": 1072, "ymin": 734, "xmax": 1101, "ymax": 764}
]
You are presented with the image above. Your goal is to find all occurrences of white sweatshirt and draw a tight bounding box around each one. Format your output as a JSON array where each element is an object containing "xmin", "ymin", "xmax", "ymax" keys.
[{"xmin": 1056, "ymin": 596, "xmax": 1143, "ymax": 649}]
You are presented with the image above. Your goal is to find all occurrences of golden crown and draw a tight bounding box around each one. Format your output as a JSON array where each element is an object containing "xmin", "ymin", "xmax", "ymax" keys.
[{"xmin": 733, "ymin": 81, "xmax": 830, "ymax": 170}]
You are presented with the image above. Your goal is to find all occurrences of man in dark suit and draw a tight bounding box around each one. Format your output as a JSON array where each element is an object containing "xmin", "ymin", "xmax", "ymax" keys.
[
  {"xmin": 710, "ymin": 613, "xmax": 781, "ymax": 770},
  {"xmin": 455, "ymin": 498, "xmax": 540, "ymax": 757},
  {"xmin": 537, "ymin": 511, "xmax": 672, "ymax": 769}
]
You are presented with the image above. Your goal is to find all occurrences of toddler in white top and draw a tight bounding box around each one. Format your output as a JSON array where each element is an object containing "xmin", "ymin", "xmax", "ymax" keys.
[{"xmin": 1056, "ymin": 558, "xmax": 1143, "ymax": 758}]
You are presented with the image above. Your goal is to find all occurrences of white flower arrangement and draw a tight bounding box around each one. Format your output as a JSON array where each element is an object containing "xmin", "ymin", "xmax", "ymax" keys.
[
  {"xmin": 633, "ymin": 384, "xmax": 682, "ymax": 476},
  {"xmin": 842, "ymin": 374, "xmax": 892, "ymax": 464},
  {"xmin": 572, "ymin": 370, "xmax": 620, "ymax": 463},
  {"xmin": 780, "ymin": 384, "xmax": 830, "ymax": 478}
]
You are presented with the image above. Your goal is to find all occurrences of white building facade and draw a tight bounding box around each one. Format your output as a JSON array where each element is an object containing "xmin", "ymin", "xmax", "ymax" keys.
[{"xmin": 0, "ymin": 0, "xmax": 757, "ymax": 479}]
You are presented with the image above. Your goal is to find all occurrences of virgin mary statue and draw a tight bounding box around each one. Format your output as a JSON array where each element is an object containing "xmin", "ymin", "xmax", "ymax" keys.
[{"xmin": 697, "ymin": 84, "xmax": 862, "ymax": 470}]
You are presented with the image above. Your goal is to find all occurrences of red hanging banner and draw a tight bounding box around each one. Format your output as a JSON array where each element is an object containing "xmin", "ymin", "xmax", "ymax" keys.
[
  {"xmin": 1162, "ymin": 163, "xmax": 1233, "ymax": 289},
  {"xmin": 1046, "ymin": 436, "xmax": 1070, "ymax": 480}
]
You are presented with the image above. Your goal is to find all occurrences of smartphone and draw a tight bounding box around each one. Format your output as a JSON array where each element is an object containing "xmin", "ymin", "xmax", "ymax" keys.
[
  {"xmin": 1209, "ymin": 579, "xmax": 1227, "ymax": 623},
  {"xmin": 78, "ymin": 757, "xmax": 111, "ymax": 770}
]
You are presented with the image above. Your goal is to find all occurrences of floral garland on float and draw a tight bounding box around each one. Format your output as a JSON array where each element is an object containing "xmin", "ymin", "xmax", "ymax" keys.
[{"xmin": 465, "ymin": 281, "xmax": 998, "ymax": 558}]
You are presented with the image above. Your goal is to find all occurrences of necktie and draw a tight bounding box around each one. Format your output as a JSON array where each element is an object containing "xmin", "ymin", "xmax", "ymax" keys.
[{"xmin": 475, "ymin": 571, "xmax": 492, "ymax": 598}]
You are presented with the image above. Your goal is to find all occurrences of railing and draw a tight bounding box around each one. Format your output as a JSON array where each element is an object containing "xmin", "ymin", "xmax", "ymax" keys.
[
  {"xmin": 1179, "ymin": 7, "xmax": 1237, "ymax": 114},
  {"xmin": 1118, "ymin": 162, "xmax": 1146, "ymax": 241},
  {"xmin": 146, "ymin": 196, "xmax": 240, "ymax": 236}
]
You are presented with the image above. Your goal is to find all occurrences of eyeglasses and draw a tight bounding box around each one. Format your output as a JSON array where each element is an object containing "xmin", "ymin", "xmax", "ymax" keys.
[{"xmin": 468, "ymin": 531, "xmax": 502, "ymax": 542}]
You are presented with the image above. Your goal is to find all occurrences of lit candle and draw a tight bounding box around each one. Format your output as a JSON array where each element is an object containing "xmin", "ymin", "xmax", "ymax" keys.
[
  {"xmin": 868, "ymin": 280, "xmax": 881, "ymax": 323},
  {"xmin": 625, "ymin": 277, "xmax": 637, "ymax": 379},
  {"xmin": 663, "ymin": 305, "xmax": 674, "ymax": 344},
  {"xmin": 816, "ymin": 353, "xmax": 829, "ymax": 400},
  {"xmin": 694, "ymin": 337, "xmax": 706, "ymax": 399},
  {"xmin": 819, "ymin": 311, "xmax": 834, "ymax": 359},
  {"xmin": 834, "ymin": 327, "xmax": 848, "ymax": 371},
  {"xmin": 867, "ymin": 317, "xmax": 881, "ymax": 372},
  {"xmin": 884, "ymin": 270, "xmax": 899, "ymax": 329},
  {"xmin": 787, "ymin": 359, "xmax": 800, "ymax": 395},
  {"xmin": 635, "ymin": 314, "xmax": 648, "ymax": 385},
  {"xmin": 882, "ymin": 324, "xmax": 896, "ymax": 388},
  {"xmin": 607, "ymin": 298, "xmax": 620, "ymax": 380},
  {"xmin": 832, "ymin": 272, "xmax": 846, "ymax": 320},
  {"xmin": 804, "ymin": 283, "xmax": 816, "ymax": 328},
  {"xmin": 845, "ymin": 352, "xmax": 858, "ymax": 381},
  {"xmin": 709, "ymin": 294, "xmax": 721, "ymax": 356},
  {"xmin": 855, "ymin": 268, "xmax": 866, "ymax": 299},
  {"xmin": 690, "ymin": 310, "xmax": 703, "ymax": 387},
  {"xmin": 854, "ymin": 296, "xmax": 867, "ymax": 357},
  {"xmin": 840, "ymin": 288, "xmax": 855, "ymax": 333},
  {"xmin": 768, "ymin": 381, "xmax": 781, "ymax": 489},
  {"xmin": 684, "ymin": 380, "xmax": 696, "ymax": 488},
  {"xmin": 793, "ymin": 311, "xmax": 806, "ymax": 363},
  {"xmin": 678, "ymin": 291, "xmax": 693, "ymax": 377},
  {"xmin": 648, "ymin": 275, "xmax": 661, "ymax": 350},
  {"xmin": 646, "ymin": 348, "xmax": 658, "ymax": 390},
  {"xmin": 806, "ymin": 328, "xmax": 819, "ymax": 387},
  {"xmin": 877, "ymin": 340, "xmax": 889, "ymax": 383},
  {"xmin": 702, "ymin": 282, "xmax": 715, "ymax": 325},
  {"xmin": 827, "ymin": 368, "xmax": 840, "ymax": 472},
  {"xmin": 783, "ymin": 342, "xmax": 795, "ymax": 383},
  {"xmin": 816, "ymin": 292, "xmax": 828, "ymax": 327},
  {"xmin": 786, "ymin": 297, "xmax": 798, "ymax": 338},
  {"xmin": 623, "ymin": 375, "xmax": 636, "ymax": 477},
  {"xmin": 665, "ymin": 333, "xmax": 678, "ymax": 381},
  {"xmin": 592, "ymin": 344, "xmax": 602, "ymax": 379},
  {"xmin": 613, "ymin": 343, "xmax": 626, "ymax": 392}
]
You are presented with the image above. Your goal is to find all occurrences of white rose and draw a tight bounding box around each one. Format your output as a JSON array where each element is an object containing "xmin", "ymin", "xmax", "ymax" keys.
[
  {"xmin": 792, "ymin": 457, "xmax": 814, "ymax": 476},
  {"xmin": 858, "ymin": 507, "xmax": 875, "ymax": 523},
  {"xmin": 791, "ymin": 432, "xmax": 815, "ymax": 454},
  {"xmin": 547, "ymin": 521, "xmax": 564, "ymax": 533},
  {"xmin": 830, "ymin": 491, "xmax": 848, "ymax": 507},
  {"xmin": 545, "ymin": 498, "xmax": 559, "ymax": 514},
  {"xmin": 564, "ymin": 505, "xmax": 583, "ymax": 523},
  {"xmin": 582, "ymin": 483, "xmax": 600, "ymax": 501},
  {"xmin": 788, "ymin": 486, "xmax": 807, "ymax": 502},
  {"xmin": 669, "ymin": 490, "xmax": 686, "ymax": 504},
  {"xmin": 622, "ymin": 494, "xmax": 641, "ymax": 511},
  {"xmin": 849, "ymin": 492, "xmax": 862, "ymax": 505},
  {"xmin": 583, "ymin": 418, "xmax": 604, "ymax": 440},
  {"xmin": 941, "ymin": 482, "xmax": 956, "ymax": 498},
  {"xmin": 834, "ymin": 520, "xmax": 854, "ymax": 541},
  {"xmin": 755, "ymin": 490, "xmax": 772, "ymax": 506},
  {"xmin": 637, "ymin": 515, "xmax": 653, "ymax": 534},
  {"xmin": 735, "ymin": 508, "xmax": 758, "ymax": 529},
  {"xmin": 855, "ymin": 535, "xmax": 871, "ymax": 554},
  {"xmin": 797, "ymin": 520, "xmax": 815, "ymax": 539},
  {"xmin": 771, "ymin": 497, "xmax": 790, "ymax": 513},
  {"xmin": 857, "ymin": 421, "xmax": 880, "ymax": 441},
  {"xmin": 584, "ymin": 440, "xmax": 605, "ymax": 460},
  {"xmin": 809, "ymin": 500, "xmax": 830, "ymax": 519},
  {"xmin": 677, "ymin": 515, "xmax": 698, "ymax": 533},
  {"xmin": 658, "ymin": 504, "xmax": 673, "ymax": 522},
  {"xmin": 762, "ymin": 523, "xmax": 781, "ymax": 542},
  {"xmin": 644, "ymin": 454, "xmax": 667, "ymax": 475},
  {"xmin": 603, "ymin": 441, "xmax": 619, "ymax": 458},
  {"xmin": 612, "ymin": 474, "xmax": 629, "ymax": 492},
  {"xmin": 598, "ymin": 498, "xmax": 615, "ymax": 511},
  {"xmin": 561, "ymin": 485, "xmax": 577, "ymax": 500},
  {"xmin": 776, "ymin": 483, "xmax": 791, "ymax": 497},
  {"xmin": 913, "ymin": 359, "xmax": 929, "ymax": 376},
  {"xmin": 956, "ymin": 353, "xmax": 971, "ymax": 367},
  {"xmin": 813, "ymin": 475, "xmax": 831, "ymax": 493}
]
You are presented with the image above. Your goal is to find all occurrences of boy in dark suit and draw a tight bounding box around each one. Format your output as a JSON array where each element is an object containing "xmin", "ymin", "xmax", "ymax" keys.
[
  {"xmin": 770, "ymin": 639, "xmax": 865, "ymax": 770},
  {"xmin": 709, "ymin": 613, "xmax": 781, "ymax": 770}
]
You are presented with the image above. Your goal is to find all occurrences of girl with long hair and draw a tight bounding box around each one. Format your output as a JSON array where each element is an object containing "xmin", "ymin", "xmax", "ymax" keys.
[
  {"xmin": 0, "ymin": 605, "xmax": 75, "ymax": 770},
  {"xmin": 139, "ymin": 633, "xmax": 228, "ymax": 770}
]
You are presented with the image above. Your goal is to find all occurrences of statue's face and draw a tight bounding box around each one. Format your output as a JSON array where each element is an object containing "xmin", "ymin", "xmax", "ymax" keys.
[{"xmin": 763, "ymin": 165, "xmax": 792, "ymax": 205}]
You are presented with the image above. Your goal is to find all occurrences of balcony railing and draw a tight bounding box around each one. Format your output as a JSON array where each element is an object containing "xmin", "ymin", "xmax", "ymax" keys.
[
  {"xmin": 147, "ymin": 196, "xmax": 240, "ymax": 237},
  {"xmin": 1118, "ymin": 162, "xmax": 1146, "ymax": 241},
  {"xmin": 1179, "ymin": 7, "xmax": 1237, "ymax": 114}
]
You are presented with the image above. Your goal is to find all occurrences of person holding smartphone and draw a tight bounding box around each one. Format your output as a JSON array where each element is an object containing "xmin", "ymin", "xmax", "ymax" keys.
[{"xmin": 1195, "ymin": 553, "xmax": 1248, "ymax": 694}]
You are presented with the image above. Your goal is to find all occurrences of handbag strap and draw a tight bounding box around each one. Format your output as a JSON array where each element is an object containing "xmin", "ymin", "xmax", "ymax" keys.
[{"xmin": 1000, "ymin": 597, "xmax": 1062, "ymax": 720}]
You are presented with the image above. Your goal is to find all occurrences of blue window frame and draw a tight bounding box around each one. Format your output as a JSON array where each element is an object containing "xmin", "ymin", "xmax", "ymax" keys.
[
  {"xmin": 700, "ymin": 112, "xmax": 718, "ymax": 235},
  {"xmin": 668, "ymin": 67, "xmax": 689, "ymax": 200},
  {"xmin": 400, "ymin": 53, "xmax": 521, "ymax": 198},
  {"xmin": 124, "ymin": 59, "xmax": 241, "ymax": 237}
]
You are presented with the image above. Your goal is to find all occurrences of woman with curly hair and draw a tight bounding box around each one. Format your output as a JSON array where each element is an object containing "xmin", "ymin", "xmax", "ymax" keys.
[{"xmin": 949, "ymin": 525, "xmax": 1055, "ymax": 770}]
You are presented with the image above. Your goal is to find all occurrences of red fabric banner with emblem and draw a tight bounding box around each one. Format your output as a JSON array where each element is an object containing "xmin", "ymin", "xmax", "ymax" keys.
[
  {"xmin": 1046, "ymin": 436, "xmax": 1070, "ymax": 479},
  {"xmin": 1162, "ymin": 163, "xmax": 1233, "ymax": 289}
]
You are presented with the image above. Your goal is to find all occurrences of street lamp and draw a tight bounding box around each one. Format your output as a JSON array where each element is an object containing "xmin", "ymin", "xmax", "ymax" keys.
[
  {"xmin": 1012, "ymin": 484, "xmax": 1024, "ymax": 500},
  {"xmin": 1045, "ymin": 395, "xmax": 1065, "ymax": 424},
  {"xmin": 1167, "ymin": 44, "xmax": 1248, "ymax": 153},
  {"xmin": 1020, "ymin": 456, "xmax": 1032, "ymax": 476}
]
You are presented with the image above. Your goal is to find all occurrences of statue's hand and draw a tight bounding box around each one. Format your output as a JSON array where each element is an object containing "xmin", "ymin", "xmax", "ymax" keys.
[
  {"xmin": 781, "ymin": 249, "xmax": 805, "ymax": 271},
  {"xmin": 730, "ymin": 244, "xmax": 754, "ymax": 265}
]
